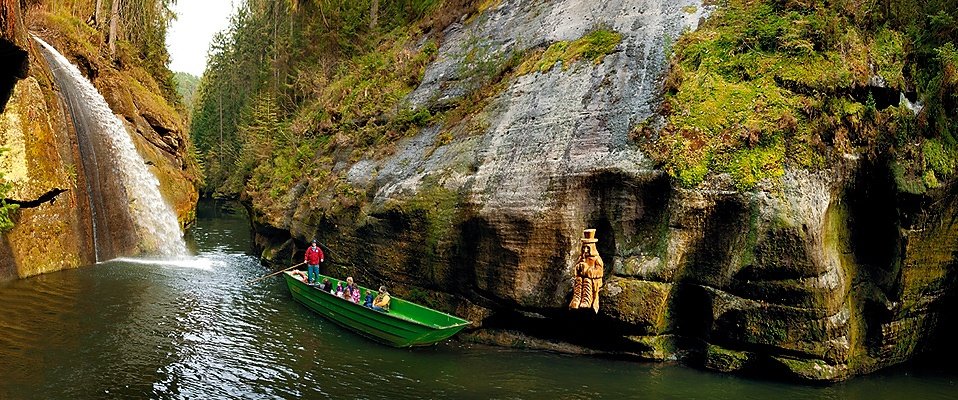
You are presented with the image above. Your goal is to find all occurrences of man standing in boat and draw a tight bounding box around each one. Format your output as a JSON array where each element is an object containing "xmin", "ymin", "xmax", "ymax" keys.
[{"xmin": 305, "ymin": 240, "xmax": 324, "ymax": 285}]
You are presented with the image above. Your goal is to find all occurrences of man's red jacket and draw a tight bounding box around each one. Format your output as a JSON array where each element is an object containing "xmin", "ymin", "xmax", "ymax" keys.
[{"xmin": 305, "ymin": 245, "xmax": 324, "ymax": 264}]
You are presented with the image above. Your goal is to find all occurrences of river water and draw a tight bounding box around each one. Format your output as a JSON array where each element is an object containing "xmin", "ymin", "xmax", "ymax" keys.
[{"xmin": 0, "ymin": 201, "xmax": 955, "ymax": 399}]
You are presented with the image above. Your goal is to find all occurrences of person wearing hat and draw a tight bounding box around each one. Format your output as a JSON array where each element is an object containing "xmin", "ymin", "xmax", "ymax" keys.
[
  {"xmin": 569, "ymin": 229, "xmax": 604, "ymax": 313},
  {"xmin": 304, "ymin": 240, "xmax": 325, "ymax": 284},
  {"xmin": 372, "ymin": 285, "xmax": 391, "ymax": 312}
]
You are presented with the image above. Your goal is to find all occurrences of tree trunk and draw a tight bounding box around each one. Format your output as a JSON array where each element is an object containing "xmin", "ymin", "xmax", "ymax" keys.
[
  {"xmin": 369, "ymin": 0, "xmax": 378, "ymax": 30},
  {"xmin": 108, "ymin": 0, "xmax": 120, "ymax": 59},
  {"xmin": 94, "ymin": 0, "xmax": 103, "ymax": 27},
  {"xmin": 218, "ymin": 89, "xmax": 223, "ymax": 168}
]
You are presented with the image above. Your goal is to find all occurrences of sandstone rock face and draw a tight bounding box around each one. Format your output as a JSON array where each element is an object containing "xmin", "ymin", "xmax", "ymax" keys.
[
  {"xmin": 249, "ymin": 0, "xmax": 958, "ymax": 381},
  {"xmin": 0, "ymin": 3, "xmax": 94, "ymax": 278},
  {"xmin": 0, "ymin": 72, "xmax": 95, "ymax": 278}
]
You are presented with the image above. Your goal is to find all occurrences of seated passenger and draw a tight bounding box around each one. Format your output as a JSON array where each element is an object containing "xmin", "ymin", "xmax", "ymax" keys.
[
  {"xmin": 363, "ymin": 291, "xmax": 374, "ymax": 308},
  {"xmin": 350, "ymin": 286, "xmax": 361, "ymax": 304},
  {"xmin": 335, "ymin": 282, "xmax": 344, "ymax": 298},
  {"xmin": 321, "ymin": 278, "xmax": 332, "ymax": 293},
  {"xmin": 372, "ymin": 286, "xmax": 391, "ymax": 312},
  {"xmin": 346, "ymin": 277, "xmax": 361, "ymax": 304}
]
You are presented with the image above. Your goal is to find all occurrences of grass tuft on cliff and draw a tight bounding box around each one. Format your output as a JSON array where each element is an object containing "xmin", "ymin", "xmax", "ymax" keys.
[
  {"xmin": 641, "ymin": 0, "xmax": 958, "ymax": 192},
  {"xmin": 527, "ymin": 28, "xmax": 623, "ymax": 73},
  {"xmin": 0, "ymin": 148, "xmax": 19, "ymax": 232}
]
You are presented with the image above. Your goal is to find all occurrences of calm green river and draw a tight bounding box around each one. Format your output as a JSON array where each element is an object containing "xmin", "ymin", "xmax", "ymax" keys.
[{"xmin": 0, "ymin": 201, "xmax": 956, "ymax": 399}]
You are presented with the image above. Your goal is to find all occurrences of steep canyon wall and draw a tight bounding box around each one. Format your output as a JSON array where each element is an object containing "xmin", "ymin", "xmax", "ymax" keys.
[{"xmin": 246, "ymin": 0, "xmax": 958, "ymax": 381}]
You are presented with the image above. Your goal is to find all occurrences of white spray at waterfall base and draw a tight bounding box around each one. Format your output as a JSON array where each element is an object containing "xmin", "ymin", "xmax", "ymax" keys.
[{"xmin": 33, "ymin": 36, "xmax": 189, "ymax": 257}]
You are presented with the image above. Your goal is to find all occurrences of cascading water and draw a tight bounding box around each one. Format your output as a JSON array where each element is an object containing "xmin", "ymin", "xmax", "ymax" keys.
[{"xmin": 33, "ymin": 36, "xmax": 188, "ymax": 258}]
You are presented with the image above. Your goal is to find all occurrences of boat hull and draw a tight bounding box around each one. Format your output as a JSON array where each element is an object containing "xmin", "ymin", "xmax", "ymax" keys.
[{"xmin": 283, "ymin": 272, "xmax": 470, "ymax": 347}]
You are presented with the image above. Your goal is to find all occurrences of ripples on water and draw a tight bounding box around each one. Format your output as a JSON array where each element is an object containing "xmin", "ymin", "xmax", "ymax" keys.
[{"xmin": 0, "ymin": 201, "xmax": 956, "ymax": 399}]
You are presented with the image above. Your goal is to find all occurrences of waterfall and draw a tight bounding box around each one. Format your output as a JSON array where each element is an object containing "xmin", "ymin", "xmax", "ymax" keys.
[{"xmin": 34, "ymin": 36, "xmax": 188, "ymax": 258}]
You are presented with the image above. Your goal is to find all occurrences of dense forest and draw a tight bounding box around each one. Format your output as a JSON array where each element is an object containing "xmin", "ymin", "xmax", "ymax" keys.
[
  {"xmin": 191, "ymin": 0, "xmax": 472, "ymax": 198},
  {"xmin": 174, "ymin": 71, "xmax": 199, "ymax": 110}
]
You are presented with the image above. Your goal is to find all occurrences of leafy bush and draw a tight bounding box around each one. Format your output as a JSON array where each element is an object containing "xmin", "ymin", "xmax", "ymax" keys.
[{"xmin": 0, "ymin": 148, "xmax": 19, "ymax": 232}]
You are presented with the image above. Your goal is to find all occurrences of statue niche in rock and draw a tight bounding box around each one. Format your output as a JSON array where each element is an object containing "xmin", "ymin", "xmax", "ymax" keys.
[{"xmin": 569, "ymin": 229, "xmax": 604, "ymax": 313}]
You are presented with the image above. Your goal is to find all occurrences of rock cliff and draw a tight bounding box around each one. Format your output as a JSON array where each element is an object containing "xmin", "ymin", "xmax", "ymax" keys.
[
  {"xmin": 0, "ymin": 3, "xmax": 197, "ymax": 278},
  {"xmin": 242, "ymin": 0, "xmax": 954, "ymax": 381}
]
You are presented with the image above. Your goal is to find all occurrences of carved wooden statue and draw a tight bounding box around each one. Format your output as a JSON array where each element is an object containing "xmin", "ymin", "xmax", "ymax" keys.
[{"xmin": 569, "ymin": 229, "xmax": 604, "ymax": 313}]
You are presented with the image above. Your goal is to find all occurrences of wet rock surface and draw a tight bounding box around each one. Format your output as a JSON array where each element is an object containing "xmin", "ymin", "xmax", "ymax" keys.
[{"xmin": 0, "ymin": 5, "xmax": 95, "ymax": 277}]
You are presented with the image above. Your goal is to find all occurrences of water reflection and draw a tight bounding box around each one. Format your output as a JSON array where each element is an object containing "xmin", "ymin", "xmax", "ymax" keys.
[{"xmin": 0, "ymin": 201, "xmax": 955, "ymax": 399}]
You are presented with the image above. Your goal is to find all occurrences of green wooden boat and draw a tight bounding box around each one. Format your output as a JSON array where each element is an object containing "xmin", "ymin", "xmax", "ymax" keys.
[{"xmin": 283, "ymin": 271, "xmax": 471, "ymax": 347}]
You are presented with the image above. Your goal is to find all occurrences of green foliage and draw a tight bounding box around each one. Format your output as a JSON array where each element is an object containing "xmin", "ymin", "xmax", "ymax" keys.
[
  {"xmin": 191, "ymin": 0, "xmax": 452, "ymax": 196},
  {"xmin": 0, "ymin": 148, "xmax": 19, "ymax": 232},
  {"xmin": 873, "ymin": 28, "xmax": 907, "ymax": 89},
  {"xmin": 923, "ymin": 139, "xmax": 958, "ymax": 177},
  {"xmin": 43, "ymin": 12, "xmax": 101, "ymax": 58},
  {"xmin": 723, "ymin": 137, "xmax": 786, "ymax": 190},
  {"xmin": 174, "ymin": 72, "xmax": 200, "ymax": 109},
  {"xmin": 0, "ymin": 199, "xmax": 16, "ymax": 232},
  {"xmin": 644, "ymin": 0, "xmax": 958, "ymax": 191},
  {"xmin": 39, "ymin": 0, "xmax": 182, "ymax": 110}
]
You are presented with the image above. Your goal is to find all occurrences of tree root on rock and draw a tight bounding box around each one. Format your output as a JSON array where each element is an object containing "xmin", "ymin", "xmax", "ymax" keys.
[{"xmin": 2, "ymin": 188, "xmax": 68, "ymax": 208}]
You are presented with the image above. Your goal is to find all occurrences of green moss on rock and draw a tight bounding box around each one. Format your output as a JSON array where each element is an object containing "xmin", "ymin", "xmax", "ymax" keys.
[
  {"xmin": 771, "ymin": 356, "xmax": 847, "ymax": 381},
  {"xmin": 601, "ymin": 278, "xmax": 671, "ymax": 333},
  {"xmin": 641, "ymin": 0, "xmax": 952, "ymax": 191},
  {"xmin": 518, "ymin": 28, "xmax": 623, "ymax": 75},
  {"xmin": 705, "ymin": 344, "xmax": 751, "ymax": 372},
  {"xmin": 623, "ymin": 335, "xmax": 678, "ymax": 361}
]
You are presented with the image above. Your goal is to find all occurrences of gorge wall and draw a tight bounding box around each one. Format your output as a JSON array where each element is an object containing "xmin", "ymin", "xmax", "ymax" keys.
[
  {"xmin": 0, "ymin": 1, "xmax": 197, "ymax": 277},
  {"xmin": 237, "ymin": 0, "xmax": 958, "ymax": 381}
]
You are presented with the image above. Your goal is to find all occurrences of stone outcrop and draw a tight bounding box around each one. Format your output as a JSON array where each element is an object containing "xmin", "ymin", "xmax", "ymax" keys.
[
  {"xmin": 245, "ymin": 0, "xmax": 957, "ymax": 381},
  {"xmin": 0, "ymin": 0, "xmax": 29, "ymax": 112}
]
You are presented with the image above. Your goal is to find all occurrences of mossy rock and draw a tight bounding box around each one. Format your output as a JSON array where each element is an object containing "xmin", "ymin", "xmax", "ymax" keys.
[
  {"xmin": 770, "ymin": 356, "xmax": 848, "ymax": 382},
  {"xmin": 708, "ymin": 287, "xmax": 851, "ymax": 363},
  {"xmin": 261, "ymin": 238, "xmax": 296, "ymax": 266},
  {"xmin": 601, "ymin": 277, "xmax": 671, "ymax": 333},
  {"xmin": 623, "ymin": 334, "xmax": 678, "ymax": 361},
  {"xmin": 704, "ymin": 344, "xmax": 751, "ymax": 372}
]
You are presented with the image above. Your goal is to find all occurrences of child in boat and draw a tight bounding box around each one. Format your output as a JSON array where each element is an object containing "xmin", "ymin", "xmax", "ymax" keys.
[
  {"xmin": 335, "ymin": 282, "xmax": 344, "ymax": 298},
  {"xmin": 321, "ymin": 278, "xmax": 332, "ymax": 293},
  {"xmin": 363, "ymin": 291, "xmax": 374, "ymax": 308},
  {"xmin": 350, "ymin": 285, "xmax": 361, "ymax": 304},
  {"xmin": 372, "ymin": 286, "xmax": 391, "ymax": 312},
  {"xmin": 346, "ymin": 277, "xmax": 360, "ymax": 303}
]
